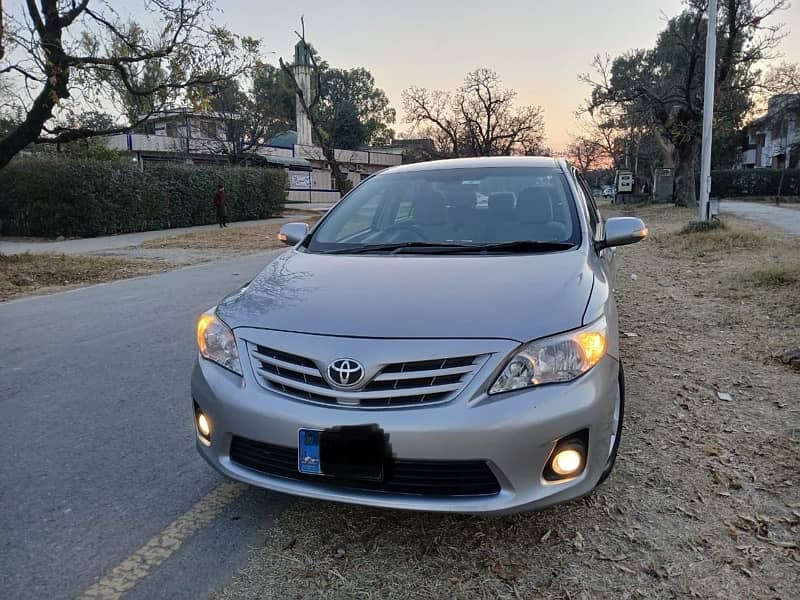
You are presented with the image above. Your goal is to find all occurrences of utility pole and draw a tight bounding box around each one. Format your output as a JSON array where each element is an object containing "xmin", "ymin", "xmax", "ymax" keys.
[{"xmin": 698, "ymin": 0, "xmax": 717, "ymax": 222}]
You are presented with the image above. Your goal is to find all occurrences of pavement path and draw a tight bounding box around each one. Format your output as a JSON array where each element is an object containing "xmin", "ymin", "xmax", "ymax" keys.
[
  {"xmin": 0, "ymin": 250, "xmax": 289, "ymax": 600},
  {"xmin": 721, "ymin": 200, "xmax": 800, "ymax": 236},
  {"xmin": 0, "ymin": 216, "xmax": 317, "ymax": 256}
]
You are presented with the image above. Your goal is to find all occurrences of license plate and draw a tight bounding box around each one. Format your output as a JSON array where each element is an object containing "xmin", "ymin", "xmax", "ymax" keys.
[
  {"xmin": 298, "ymin": 429, "xmax": 322, "ymax": 475},
  {"xmin": 298, "ymin": 426, "xmax": 387, "ymax": 481}
]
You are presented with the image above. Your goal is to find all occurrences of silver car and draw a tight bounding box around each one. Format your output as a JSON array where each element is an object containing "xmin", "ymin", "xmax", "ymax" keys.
[{"xmin": 192, "ymin": 157, "xmax": 647, "ymax": 514}]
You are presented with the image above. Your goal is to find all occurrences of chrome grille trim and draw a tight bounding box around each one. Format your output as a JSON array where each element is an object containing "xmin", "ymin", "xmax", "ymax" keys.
[
  {"xmin": 250, "ymin": 350, "xmax": 321, "ymax": 377},
  {"xmin": 372, "ymin": 364, "xmax": 476, "ymax": 381},
  {"xmin": 256, "ymin": 369, "xmax": 465, "ymax": 400},
  {"xmin": 248, "ymin": 343, "xmax": 486, "ymax": 408}
]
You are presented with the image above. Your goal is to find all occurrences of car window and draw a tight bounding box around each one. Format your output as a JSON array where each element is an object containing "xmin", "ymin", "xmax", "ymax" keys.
[
  {"xmin": 331, "ymin": 194, "xmax": 381, "ymax": 241},
  {"xmin": 576, "ymin": 174, "xmax": 600, "ymax": 238},
  {"xmin": 394, "ymin": 199, "xmax": 413, "ymax": 222},
  {"xmin": 309, "ymin": 166, "xmax": 582, "ymax": 253}
]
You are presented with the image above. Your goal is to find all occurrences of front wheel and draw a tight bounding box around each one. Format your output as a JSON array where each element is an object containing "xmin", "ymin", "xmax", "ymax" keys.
[{"xmin": 596, "ymin": 360, "xmax": 625, "ymax": 486}]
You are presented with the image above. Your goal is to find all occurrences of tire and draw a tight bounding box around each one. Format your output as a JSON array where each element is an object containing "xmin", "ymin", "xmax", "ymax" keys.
[{"xmin": 596, "ymin": 360, "xmax": 625, "ymax": 486}]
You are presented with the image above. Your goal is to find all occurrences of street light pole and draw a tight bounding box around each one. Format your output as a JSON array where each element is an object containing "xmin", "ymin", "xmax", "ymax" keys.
[{"xmin": 698, "ymin": 0, "xmax": 717, "ymax": 222}]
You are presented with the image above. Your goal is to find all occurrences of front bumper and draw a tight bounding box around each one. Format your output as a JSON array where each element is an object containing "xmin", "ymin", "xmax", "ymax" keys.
[{"xmin": 191, "ymin": 354, "xmax": 620, "ymax": 515}]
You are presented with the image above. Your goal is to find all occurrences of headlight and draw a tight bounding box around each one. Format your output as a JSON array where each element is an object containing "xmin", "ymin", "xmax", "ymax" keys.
[
  {"xmin": 489, "ymin": 317, "xmax": 607, "ymax": 394},
  {"xmin": 196, "ymin": 310, "xmax": 242, "ymax": 375}
]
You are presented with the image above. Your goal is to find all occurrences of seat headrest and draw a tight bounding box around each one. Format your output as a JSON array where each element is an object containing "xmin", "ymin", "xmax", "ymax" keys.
[
  {"xmin": 488, "ymin": 192, "xmax": 516, "ymax": 219},
  {"xmin": 516, "ymin": 187, "xmax": 554, "ymax": 224},
  {"xmin": 413, "ymin": 190, "xmax": 447, "ymax": 225},
  {"xmin": 450, "ymin": 191, "xmax": 476, "ymax": 210}
]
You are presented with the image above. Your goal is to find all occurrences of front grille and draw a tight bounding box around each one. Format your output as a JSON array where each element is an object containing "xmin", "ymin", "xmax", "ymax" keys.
[
  {"xmin": 248, "ymin": 343, "xmax": 485, "ymax": 408},
  {"xmin": 229, "ymin": 436, "xmax": 501, "ymax": 496}
]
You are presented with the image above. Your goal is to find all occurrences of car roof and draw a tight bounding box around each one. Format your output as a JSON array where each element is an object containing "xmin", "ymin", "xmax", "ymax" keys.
[{"xmin": 378, "ymin": 156, "xmax": 561, "ymax": 175}]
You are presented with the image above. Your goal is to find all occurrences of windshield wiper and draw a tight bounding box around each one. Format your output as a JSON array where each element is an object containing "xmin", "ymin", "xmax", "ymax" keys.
[
  {"xmin": 466, "ymin": 240, "xmax": 575, "ymax": 253},
  {"xmin": 324, "ymin": 242, "xmax": 481, "ymax": 255},
  {"xmin": 323, "ymin": 240, "xmax": 575, "ymax": 255},
  {"xmin": 391, "ymin": 240, "xmax": 575, "ymax": 254}
]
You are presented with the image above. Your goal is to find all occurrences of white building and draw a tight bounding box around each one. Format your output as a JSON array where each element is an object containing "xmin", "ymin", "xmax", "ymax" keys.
[
  {"xmin": 103, "ymin": 39, "xmax": 401, "ymax": 203},
  {"xmin": 738, "ymin": 95, "xmax": 800, "ymax": 169}
]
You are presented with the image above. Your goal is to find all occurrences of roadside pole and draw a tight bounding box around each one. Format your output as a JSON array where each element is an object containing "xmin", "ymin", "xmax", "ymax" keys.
[{"xmin": 698, "ymin": 0, "xmax": 717, "ymax": 222}]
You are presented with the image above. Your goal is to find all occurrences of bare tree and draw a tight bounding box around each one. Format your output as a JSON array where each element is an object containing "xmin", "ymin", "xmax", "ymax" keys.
[
  {"xmin": 567, "ymin": 136, "xmax": 603, "ymax": 177},
  {"xmin": 582, "ymin": 0, "xmax": 788, "ymax": 206},
  {"xmin": 766, "ymin": 62, "xmax": 800, "ymax": 97},
  {"xmin": 186, "ymin": 76, "xmax": 292, "ymax": 162},
  {"xmin": 0, "ymin": 0, "xmax": 258, "ymax": 169},
  {"xmin": 403, "ymin": 68, "xmax": 546, "ymax": 157},
  {"xmin": 401, "ymin": 87, "xmax": 461, "ymax": 157}
]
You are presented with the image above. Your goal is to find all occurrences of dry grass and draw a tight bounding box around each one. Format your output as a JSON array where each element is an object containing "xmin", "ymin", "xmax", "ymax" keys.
[
  {"xmin": 0, "ymin": 253, "xmax": 167, "ymax": 301},
  {"xmin": 216, "ymin": 203, "xmax": 799, "ymax": 600},
  {"xmin": 141, "ymin": 214, "xmax": 319, "ymax": 252},
  {"xmin": 746, "ymin": 265, "xmax": 800, "ymax": 289}
]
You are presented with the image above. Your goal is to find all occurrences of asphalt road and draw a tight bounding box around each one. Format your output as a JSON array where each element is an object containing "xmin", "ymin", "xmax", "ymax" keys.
[
  {"xmin": 721, "ymin": 199, "xmax": 800, "ymax": 236},
  {"xmin": 0, "ymin": 251, "xmax": 287, "ymax": 600}
]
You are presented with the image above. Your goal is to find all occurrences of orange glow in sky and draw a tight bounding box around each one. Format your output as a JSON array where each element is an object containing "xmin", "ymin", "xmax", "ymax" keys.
[{"xmin": 214, "ymin": 1, "xmax": 800, "ymax": 151}]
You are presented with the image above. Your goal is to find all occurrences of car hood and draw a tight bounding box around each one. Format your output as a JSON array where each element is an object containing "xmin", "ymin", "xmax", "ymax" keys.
[{"xmin": 216, "ymin": 249, "xmax": 593, "ymax": 342}]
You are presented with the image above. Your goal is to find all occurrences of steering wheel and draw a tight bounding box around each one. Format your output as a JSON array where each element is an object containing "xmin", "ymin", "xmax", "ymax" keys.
[{"xmin": 383, "ymin": 222, "xmax": 427, "ymax": 242}]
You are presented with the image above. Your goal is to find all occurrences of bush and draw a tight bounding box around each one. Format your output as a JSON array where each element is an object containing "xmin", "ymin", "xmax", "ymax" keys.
[
  {"xmin": 0, "ymin": 157, "xmax": 287, "ymax": 238},
  {"xmin": 711, "ymin": 169, "xmax": 800, "ymax": 198},
  {"xmin": 682, "ymin": 219, "xmax": 726, "ymax": 234}
]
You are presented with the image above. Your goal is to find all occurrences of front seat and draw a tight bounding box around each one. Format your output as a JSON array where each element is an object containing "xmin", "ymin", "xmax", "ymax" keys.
[
  {"xmin": 514, "ymin": 187, "xmax": 568, "ymax": 241},
  {"xmin": 412, "ymin": 190, "xmax": 453, "ymax": 242},
  {"xmin": 448, "ymin": 191, "xmax": 480, "ymax": 241},
  {"xmin": 485, "ymin": 192, "xmax": 517, "ymax": 242}
]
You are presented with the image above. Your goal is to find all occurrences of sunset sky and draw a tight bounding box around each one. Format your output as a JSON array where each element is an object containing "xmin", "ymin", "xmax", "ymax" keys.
[{"xmin": 219, "ymin": 0, "xmax": 800, "ymax": 151}]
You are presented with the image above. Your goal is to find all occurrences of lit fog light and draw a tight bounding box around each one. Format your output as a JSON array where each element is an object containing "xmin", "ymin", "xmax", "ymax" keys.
[
  {"xmin": 196, "ymin": 412, "xmax": 211, "ymax": 441},
  {"xmin": 551, "ymin": 448, "xmax": 583, "ymax": 476}
]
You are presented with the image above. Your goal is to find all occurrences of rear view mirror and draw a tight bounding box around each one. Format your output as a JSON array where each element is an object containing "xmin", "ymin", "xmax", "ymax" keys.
[
  {"xmin": 278, "ymin": 222, "xmax": 310, "ymax": 246},
  {"xmin": 599, "ymin": 217, "xmax": 648, "ymax": 250}
]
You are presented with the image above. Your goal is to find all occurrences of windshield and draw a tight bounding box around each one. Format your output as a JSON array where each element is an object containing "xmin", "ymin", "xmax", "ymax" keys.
[{"xmin": 307, "ymin": 166, "xmax": 581, "ymax": 254}]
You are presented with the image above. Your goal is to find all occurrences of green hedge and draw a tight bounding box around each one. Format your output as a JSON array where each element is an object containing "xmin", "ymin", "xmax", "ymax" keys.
[
  {"xmin": 0, "ymin": 157, "xmax": 287, "ymax": 238},
  {"xmin": 711, "ymin": 169, "xmax": 800, "ymax": 198}
]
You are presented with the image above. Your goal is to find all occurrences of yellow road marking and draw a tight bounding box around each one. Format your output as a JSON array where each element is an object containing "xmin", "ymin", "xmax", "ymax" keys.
[{"xmin": 78, "ymin": 481, "xmax": 247, "ymax": 600}]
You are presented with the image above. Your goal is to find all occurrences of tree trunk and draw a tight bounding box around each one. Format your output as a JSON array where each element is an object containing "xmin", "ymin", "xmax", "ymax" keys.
[
  {"xmin": 672, "ymin": 141, "xmax": 698, "ymax": 207},
  {"xmin": 321, "ymin": 144, "xmax": 352, "ymax": 195}
]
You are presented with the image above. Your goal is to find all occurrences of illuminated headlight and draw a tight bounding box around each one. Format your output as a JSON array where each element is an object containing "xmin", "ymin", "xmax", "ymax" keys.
[
  {"xmin": 489, "ymin": 317, "xmax": 607, "ymax": 394},
  {"xmin": 196, "ymin": 310, "xmax": 242, "ymax": 375}
]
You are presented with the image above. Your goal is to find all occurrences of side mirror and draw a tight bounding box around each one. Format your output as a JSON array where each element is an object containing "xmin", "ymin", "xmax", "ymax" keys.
[
  {"xmin": 598, "ymin": 217, "xmax": 648, "ymax": 250},
  {"xmin": 278, "ymin": 222, "xmax": 310, "ymax": 246}
]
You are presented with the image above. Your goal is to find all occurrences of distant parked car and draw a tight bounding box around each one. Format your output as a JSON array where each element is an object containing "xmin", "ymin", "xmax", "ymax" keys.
[
  {"xmin": 602, "ymin": 186, "xmax": 616, "ymax": 198},
  {"xmin": 192, "ymin": 156, "xmax": 649, "ymax": 515}
]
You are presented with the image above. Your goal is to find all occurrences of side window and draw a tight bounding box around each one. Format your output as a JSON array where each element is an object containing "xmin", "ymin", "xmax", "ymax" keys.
[
  {"xmin": 576, "ymin": 174, "xmax": 600, "ymax": 238},
  {"xmin": 394, "ymin": 199, "xmax": 413, "ymax": 222},
  {"xmin": 333, "ymin": 194, "xmax": 380, "ymax": 240}
]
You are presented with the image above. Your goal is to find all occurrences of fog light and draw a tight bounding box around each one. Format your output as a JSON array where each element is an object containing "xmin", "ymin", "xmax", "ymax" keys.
[
  {"xmin": 197, "ymin": 413, "xmax": 211, "ymax": 437},
  {"xmin": 551, "ymin": 448, "xmax": 582, "ymax": 476},
  {"xmin": 544, "ymin": 430, "xmax": 588, "ymax": 481},
  {"xmin": 195, "ymin": 410, "xmax": 211, "ymax": 444}
]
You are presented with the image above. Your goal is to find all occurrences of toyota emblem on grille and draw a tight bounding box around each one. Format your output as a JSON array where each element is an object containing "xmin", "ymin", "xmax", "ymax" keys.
[{"xmin": 326, "ymin": 358, "xmax": 365, "ymax": 388}]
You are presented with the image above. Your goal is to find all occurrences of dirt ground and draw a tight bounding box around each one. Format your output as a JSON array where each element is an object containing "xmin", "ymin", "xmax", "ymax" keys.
[
  {"xmin": 0, "ymin": 213, "xmax": 319, "ymax": 301},
  {"xmin": 140, "ymin": 213, "xmax": 319, "ymax": 252},
  {"xmin": 0, "ymin": 253, "xmax": 168, "ymax": 301},
  {"xmin": 216, "ymin": 205, "xmax": 799, "ymax": 600}
]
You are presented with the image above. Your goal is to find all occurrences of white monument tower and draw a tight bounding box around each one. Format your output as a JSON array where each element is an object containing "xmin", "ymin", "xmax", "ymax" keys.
[{"xmin": 293, "ymin": 39, "xmax": 314, "ymax": 147}]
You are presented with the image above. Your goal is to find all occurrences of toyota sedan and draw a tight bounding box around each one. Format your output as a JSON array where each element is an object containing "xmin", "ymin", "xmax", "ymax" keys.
[{"xmin": 192, "ymin": 156, "xmax": 647, "ymax": 514}]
